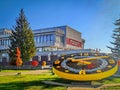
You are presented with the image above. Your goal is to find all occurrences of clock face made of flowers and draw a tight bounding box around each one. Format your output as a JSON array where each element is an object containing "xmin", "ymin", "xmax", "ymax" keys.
[{"xmin": 53, "ymin": 53, "xmax": 118, "ymax": 81}]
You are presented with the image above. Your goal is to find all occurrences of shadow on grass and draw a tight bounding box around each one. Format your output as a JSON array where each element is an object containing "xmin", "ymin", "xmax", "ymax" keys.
[
  {"xmin": 2, "ymin": 75, "xmax": 120, "ymax": 90},
  {"xmin": 99, "ymin": 76, "xmax": 120, "ymax": 84},
  {"xmin": 51, "ymin": 78, "xmax": 72, "ymax": 84},
  {"xmin": 0, "ymin": 80, "xmax": 66, "ymax": 90}
]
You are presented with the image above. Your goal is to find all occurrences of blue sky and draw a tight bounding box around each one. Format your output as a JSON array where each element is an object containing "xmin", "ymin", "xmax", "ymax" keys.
[{"xmin": 0, "ymin": 0, "xmax": 120, "ymax": 53}]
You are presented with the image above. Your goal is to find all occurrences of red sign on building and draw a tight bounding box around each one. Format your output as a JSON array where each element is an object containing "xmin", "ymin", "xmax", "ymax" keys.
[{"xmin": 66, "ymin": 38, "xmax": 82, "ymax": 48}]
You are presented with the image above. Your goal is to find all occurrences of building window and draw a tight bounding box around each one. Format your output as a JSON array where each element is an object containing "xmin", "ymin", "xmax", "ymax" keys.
[
  {"xmin": 0, "ymin": 40, "xmax": 2, "ymax": 45},
  {"xmin": 34, "ymin": 36, "xmax": 36, "ymax": 43},
  {"xmin": 41, "ymin": 35, "xmax": 43, "ymax": 42},
  {"xmin": 38, "ymin": 36, "xmax": 41, "ymax": 43},
  {"xmin": 4, "ymin": 39, "xmax": 7, "ymax": 45},
  {"xmin": 8, "ymin": 40, "xmax": 10, "ymax": 45},
  {"xmin": 50, "ymin": 34, "xmax": 54, "ymax": 41},
  {"xmin": 1, "ymin": 40, "xmax": 4, "ymax": 45},
  {"xmin": 43, "ymin": 35, "xmax": 46, "ymax": 42},
  {"xmin": 0, "ymin": 59, "xmax": 2, "ymax": 62},
  {"xmin": 6, "ymin": 39, "xmax": 8, "ymax": 45},
  {"xmin": 46, "ymin": 35, "xmax": 48, "ymax": 41},
  {"xmin": 46, "ymin": 35, "xmax": 51, "ymax": 42},
  {"xmin": 36, "ymin": 36, "xmax": 39, "ymax": 44}
]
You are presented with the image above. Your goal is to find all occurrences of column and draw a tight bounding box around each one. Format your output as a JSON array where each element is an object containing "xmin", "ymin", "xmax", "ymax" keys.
[
  {"xmin": 38, "ymin": 55, "xmax": 41, "ymax": 61},
  {"xmin": 0, "ymin": 53, "xmax": 2, "ymax": 62},
  {"xmin": 48, "ymin": 53, "xmax": 51, "ymax": 61},
  {"xmin": 6, "ymin": 53, "xmax": 9, "ymax": 62}
]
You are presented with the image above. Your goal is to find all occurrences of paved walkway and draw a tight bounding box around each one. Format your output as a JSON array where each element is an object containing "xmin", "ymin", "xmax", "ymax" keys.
[
  {"xmin": 67, "ymin": 87, "xmax": 99, "ymax": 90},
  {"xmin": 0, "ymin": 70, "xmax": 49, "ymax": 76},
  {"xmin": 42, "ymin": 81, "xmax": 100, "ymax": 90},
  {"xmin": 67, "ymin": 83, "xmax": 120, "ymax": 90},
  {"xmin": 42, "ymin": 80, "xmax": 120, "ymax": 90}
]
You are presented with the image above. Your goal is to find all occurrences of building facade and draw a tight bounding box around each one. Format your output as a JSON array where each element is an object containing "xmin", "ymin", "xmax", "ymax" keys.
[
  {"xmin": 34, "ymin": 25, "xmax": 85, "ymax": 52},
  {"xmin": 0, "ymin": 28, "xmax": 11, "ymax": 62},
  {"xmin": 0, "ymin": 25, "xmax": 85, "ymax": 62}
]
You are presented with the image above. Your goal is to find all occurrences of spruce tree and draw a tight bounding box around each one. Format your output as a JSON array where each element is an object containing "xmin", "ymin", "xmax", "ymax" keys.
[
  {"xmin": 107, "ymin": 19, "xmax": 120, "ymax": 59},
  {"xmin": 9, "ymin": 9, "xmax": 36, "ymax": 65}
]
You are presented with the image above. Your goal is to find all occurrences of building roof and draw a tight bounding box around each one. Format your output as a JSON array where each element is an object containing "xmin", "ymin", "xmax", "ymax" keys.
[{"xmin": 33, "ymin": 25, "xmax": 81, "ymax": 34}]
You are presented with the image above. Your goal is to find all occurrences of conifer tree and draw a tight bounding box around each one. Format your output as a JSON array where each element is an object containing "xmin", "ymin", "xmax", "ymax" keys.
[
  {"xmin": 107, "ymin": 19, "xmax": 120, "ymax": 59},
  {"xmin": 9, "ymin": 9, "xmax": 36, "ymax": 65}
]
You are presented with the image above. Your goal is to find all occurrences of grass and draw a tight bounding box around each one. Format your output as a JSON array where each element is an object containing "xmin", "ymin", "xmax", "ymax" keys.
[
  {"xmin": 0, "ymin": 70, "xmax": 120, "ymax": 90},
  {"xmin": 100, "ymin": 86, "xmax": 120, "ymax": 90},
  {"xmin": 0, "ymin": 70, "xmax": 29, "ymax": 72},
  {"xmin": 98, "ymin": 76, "xmax": 120, "ymax": 90},
  {"xmin": 100, "ymin": 76, "xmax": 120, "ymax": 84},
  {"xmin": 0, "ymin": 71, "xmax": 66, "ymax": 90}
]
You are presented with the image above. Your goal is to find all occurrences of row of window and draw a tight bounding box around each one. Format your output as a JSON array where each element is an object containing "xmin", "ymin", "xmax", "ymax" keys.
[
  {"xmin": 0, "ymin": 35, "xmax": 55, "ymax": 46},
  {"xmin": 34, "ymin": 34, "xmax": 54, "ymax": 43},
  {"xmin": 0, "ymin": 39, "xmax": 10, "ymax": 45},
  {"xmin": 0, "ymin": 34, "xmax": 64, "ymax": 46}
]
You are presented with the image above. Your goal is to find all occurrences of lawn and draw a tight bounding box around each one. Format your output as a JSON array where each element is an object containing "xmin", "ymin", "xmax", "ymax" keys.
[
  {"xmin": 0, "ymin": 70, "xmax": 120, "ymax": 90},
  {"xmin": 100, "ymin": 76, "xmax": 120, "ymax": 84},
  {"xmin": 100, "ymin": 86, "xmax": 120, "ymax": 90},
  {"xmin": 0, "ymin": 70, "xmax": 29, "ymax": 72},
  {"xmin": 0, "ymin": 70, "xmax": 66, "ymax": 90}
]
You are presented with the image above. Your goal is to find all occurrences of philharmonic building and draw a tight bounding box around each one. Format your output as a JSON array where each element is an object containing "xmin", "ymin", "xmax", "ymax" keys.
[{"xmin": 0, "ymin": 25, "xmax": 85, "ymax": 62}]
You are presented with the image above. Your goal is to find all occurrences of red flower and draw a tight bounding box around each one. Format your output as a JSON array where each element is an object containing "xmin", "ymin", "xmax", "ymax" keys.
[
  {"xmin": 31, "ymin": 60, "xmax": 39, "ymax": 66},
  {"xmin": 87, "ymin": 63, "xmax": 95, "ymax": 69}
]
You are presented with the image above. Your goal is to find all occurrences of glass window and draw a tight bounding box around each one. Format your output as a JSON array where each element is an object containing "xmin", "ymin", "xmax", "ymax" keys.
[
  {"xmin": 34, "ymin": 36, "xmax": 36, "ymax": 43},
  {"xmin": 0, "ymin": 40, "xmax": 1, "ymax": 45},
  {"xmin": 39, "ymin": 36, "xmax": 41, "ymax": 43},
  {"xmin": 43, "ymin": 35, "xmax": 44, "ymax": 42},
  {"xmin": 46, "ymin": 35, "xmax": 48, "ymax": 41},
  {"xmin": 44, "ymin": 35, "xmax": 46, "ymax": 42},
  {"xmin": 3, "ymin": 39, "xmax": 5, "ymax": 45},
  {"xmin": 41, "ymin": 35, "xmax": 43, "ymax": 42},
  {"xmin": 1, "ymin": 40, "xmax": 4, "ymax": 45},
  {"xmin": 8, "ymin": 39, "xmax": 10, "ymax": 45},
  {"xmin": 46, "ymin": 35, "xmax": 49, "ymax": 42},
  {"xmin": 6, "ymin": 39, "xmax": 8, "ymax": 45},
  {"xmin": 36, "ymin": 36, "xmax": 38, "ymax": 43},
  {"xmin": 50, "ymin": 34, "xmax": 54, "ymax": 41},
  {"xmin": 0, "ymin": 59, "xmax": 2, "ymax": 62},
  {"xmin": 48, "ymin": 35, "xmax": 50, "ymax": 41},
  {"xmin": 4, "ymin": 39, "xmax": 7, "ymax": 45}
]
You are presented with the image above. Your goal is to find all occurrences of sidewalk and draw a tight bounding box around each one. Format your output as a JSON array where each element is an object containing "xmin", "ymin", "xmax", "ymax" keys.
[
  {"xmin": 42, "ymin": 81, "xmax": 100, "ymax": 90},
  {"xmin": 67, "ymin": 83, "xmax": 120, "ymax": 90},
  {"xmin": 42, "ymin": 80, "xmax": 120, "ymax": 90},
  {"xmin": 67, "ymin": 87, "xmax": 99, "ymax": 90}
]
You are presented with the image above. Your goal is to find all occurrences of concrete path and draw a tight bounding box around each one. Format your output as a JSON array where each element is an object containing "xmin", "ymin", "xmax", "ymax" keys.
[
  {"xmin": 42, "ymin": 81, "xmax": 100, "ymax": 90},
  {"xmin": 67, "ymin": 83, "xmax": 120, "ymax": 90},
  {"xmin": 67, "ymin": 87, "xmax": 99, "ymax": 90},
  {"xmin": 42, "ymin": 80, "xmax": 120, "ymax": 90}
]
